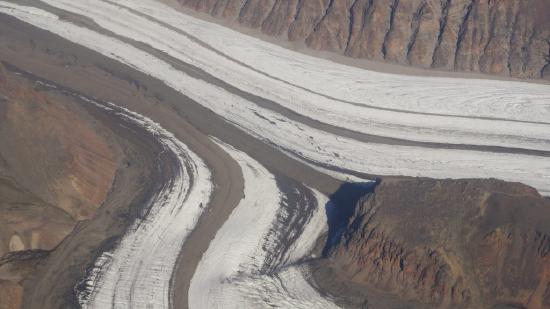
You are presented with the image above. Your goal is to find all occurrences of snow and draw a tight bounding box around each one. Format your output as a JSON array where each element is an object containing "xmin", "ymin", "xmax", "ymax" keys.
[
  {"xmin": 117, "ymin": 0, "xmax": 550, "ymax": 122},
  {"xmin": 188, "ymin": 140, "xmax": 337, "ymax": 309},
  {"xmin": 2, "ymin": 1, "xmax": 550, "ymax": 308},
  {"xmin": 65, "ymin": 100, "xmax": 213, "ymax": 308},
  {"xmin": 39, "ymin": 0, "xmax": 550, "ymax": 151},
  {"xmin": 2, "ymin": 1, "xmax": 548, "ymax": 196}
]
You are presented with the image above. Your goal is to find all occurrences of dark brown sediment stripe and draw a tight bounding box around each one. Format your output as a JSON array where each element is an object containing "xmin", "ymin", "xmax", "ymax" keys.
[
  {"xmin": 20, "ymin": 0, "xmax": 550, "ymax": 158},
  {"xmin": 0, "ymin": 13, "xmax": 342, "ymax": 309},
  {"xmin": 108, "ymin": 0, "xmax": 550, "ymax": 125}
]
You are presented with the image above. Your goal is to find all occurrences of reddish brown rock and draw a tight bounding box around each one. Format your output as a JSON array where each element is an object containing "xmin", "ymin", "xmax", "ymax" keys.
[
  {"xmin": 239, "ymin": 0, "xmax": 275, "ymax": 28},
  {"xmin": 178, "ymin": 0, "xmax": 550, "ymax": 79},
  {"xmin": 305, "ymin": 0, "xmax": 350, "ymax": 52},
  {"xmin": 0, "ymin": 65, "xmax": 120, "ymax": 309},
  {"xmin": 261, "ymin": 0, "xmax": 299, "ymax": 37},
  {"xmin": 0, "ymin": 280, "xmax": 22, "ymax": 309},
  {"xmin": 0, "ymin": 65, "xmax": 118, "ymax": 221},
  {"xmin": 320, "ymin": 178, "xmax": 550, "ymax": 308},
  {"xmin": 287, "ymin": 0, "xmax": 327, "ymax": 41}
]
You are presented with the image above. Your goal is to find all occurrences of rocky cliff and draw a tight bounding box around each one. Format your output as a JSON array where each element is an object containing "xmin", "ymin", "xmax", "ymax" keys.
[
  {"xmin": 178, "ymin": 0, "xmax": 550, "ymax": 79},
  {"xmin": 318, "ymin": 178, "xmax": 550, "ymax": 309}
]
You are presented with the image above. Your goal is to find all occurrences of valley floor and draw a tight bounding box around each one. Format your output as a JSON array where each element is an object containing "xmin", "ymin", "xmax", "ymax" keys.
[{"xmin": 0, "ymin": 1, "xmax": 548, "ymax": 308}]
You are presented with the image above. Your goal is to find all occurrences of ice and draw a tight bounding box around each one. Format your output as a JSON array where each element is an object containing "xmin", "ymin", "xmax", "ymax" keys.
[
  {"xmin": 189, "ymin": 140, "xmax": 337, "ymax": 309},
  {"xmin": 2, "ymin": 1, "xmax": 548, "ymax": 194}
]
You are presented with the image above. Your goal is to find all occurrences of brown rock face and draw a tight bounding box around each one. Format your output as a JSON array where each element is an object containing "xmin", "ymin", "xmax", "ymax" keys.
[
  {"xmin": 322, "ymin": 178, "xmax": 550, "ymax": 308},
  {"xmin": 0, "ymin": 65, "xmax": 120, "ymax": 309},
  {"xmin": 0, "ymin": 65, "xmax": 118, "ymax": 221},
  {"xmin": 178, "ymin": 0, "xmax": 550, "ymax": 79},
  {"xmin": 0, "ymin": 178, "xmax": 73, "ymax": 259},
  {"xmin": 0, "ymin": 279, "xmax": 22, "ymax": 309}
]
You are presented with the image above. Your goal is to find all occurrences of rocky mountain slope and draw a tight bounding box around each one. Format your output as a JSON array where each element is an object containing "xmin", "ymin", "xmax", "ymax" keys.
[
  {"xmin": 0, "ymin": 65, "xmax": 118, "ymax": 222},
  {"xmin": 315, "ymin": 178, "xmax": 550, "ymax": 308},
  {"xmin": 0, "ymin": 64, "xmax": 120, "ymax": 309},
  {"xmin": 178, "ymin": 0, "xmax": 550, "ymax": 79}
]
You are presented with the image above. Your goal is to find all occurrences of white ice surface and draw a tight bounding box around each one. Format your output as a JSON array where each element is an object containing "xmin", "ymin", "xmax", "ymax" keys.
[
  {"xmin": 2, "ymin": 2, "xmax": 549, "ymax": 308},
  {"xmin": 116, "ymin": 0, "xmax": 550, "ymax": 122},
  {"xmin": 2, "ymin": 2, "xmax": 548, "ymax": 195},
  {"xmin": 39, "ymin": 0, "xmax": 550, "ymax": 151},
  {"xmin": 63, "ymin": 100, "xmax": 213, "ymax": 309},
  {"xmin": 189, "ymin": 140, "xmax": 337, "ymax": 309}
]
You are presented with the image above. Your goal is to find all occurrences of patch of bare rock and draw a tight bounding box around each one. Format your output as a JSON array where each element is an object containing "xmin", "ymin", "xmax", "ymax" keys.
[
  {"xmin": 313, "ymin": 178, "xmax": 550, "ymax": 309},
  {"xmin": 0, "ymin": 64, "xmax": 120, "ymax": 309}
]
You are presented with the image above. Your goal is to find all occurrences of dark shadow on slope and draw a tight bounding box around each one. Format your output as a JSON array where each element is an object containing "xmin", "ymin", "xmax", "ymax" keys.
[{"xmin": 322, "ymin": 180, "xmax": 380, "ymax": 256}]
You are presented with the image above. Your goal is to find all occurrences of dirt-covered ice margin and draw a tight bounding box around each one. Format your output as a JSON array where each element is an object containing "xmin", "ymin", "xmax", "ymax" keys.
[
  {"xmin": 189, "ymin": 140, "xmax": 336, "ymax": 309},
  {"xmin": 71, "ymin": 100, "xmax": 212, "ymax": 308}
]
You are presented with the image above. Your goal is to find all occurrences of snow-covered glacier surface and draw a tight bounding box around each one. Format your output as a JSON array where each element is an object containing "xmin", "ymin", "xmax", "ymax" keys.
[
  {"xmin": 2, "ymin": 0, "xmax": 550, "ymax": 308},
  {"xmin": 1, "ymin": 1, "xmax": 548, "ymax": 195},
  {"xmin": 68, "ymin": 101, "xmax": 212, "ymax": 308},
  {"xmin": 189, "ymin": 140, "xmax": 336, "ymax": 309},
  {"xmin": 39, "ymin": 0, "xmax": 550, "ymax": 151}
]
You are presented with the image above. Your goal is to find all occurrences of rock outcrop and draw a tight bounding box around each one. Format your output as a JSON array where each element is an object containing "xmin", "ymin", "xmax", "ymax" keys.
[
  {"xmin": 0, "ymin": 65, "xmax": 120, "ymax": 309},
  {"xmin": 0, "ymin": 65, "xmax": 118, "ymax": 222},
  {"xmin": 178, "ymin": 0, "xmax": 550, "ymax": 79},
  {"xmin": 320, "ymin": 178, "xmax": 550, "ymax": 308}
]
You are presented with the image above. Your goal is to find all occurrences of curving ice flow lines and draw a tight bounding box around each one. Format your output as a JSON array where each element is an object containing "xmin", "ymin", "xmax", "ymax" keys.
[
  {"xmin": 1, "ymin": 2, "xmax": 549, "ymax": 193},
  {"xmin": 189, "ymin": 140, "xmax": 336, "ymax": 308},
  {"xmin": 113, "ymin": 0, "xmax": 550, "ymax": 125},
  {"xmin": 67, "ymin": 101, "xmax": 212, "ymax": 308},
  {"xmin": 38, "ymin": 0, "xmax": 550, "ymax": 151}
]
